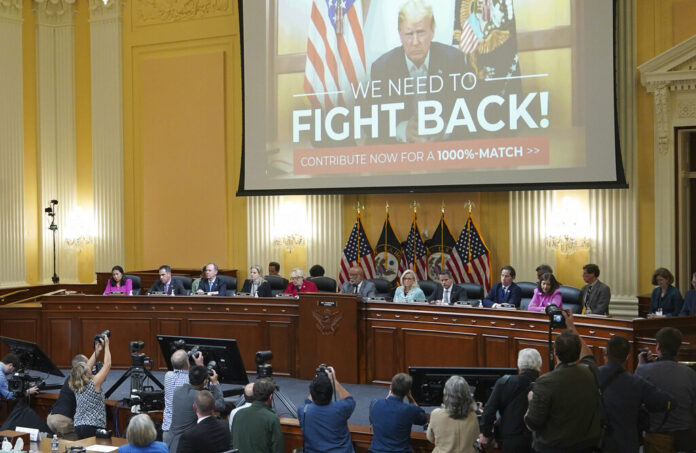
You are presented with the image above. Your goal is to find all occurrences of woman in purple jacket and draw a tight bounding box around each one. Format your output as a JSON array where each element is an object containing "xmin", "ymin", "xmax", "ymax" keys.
[
  {"xmin": 103, "ymin": 265, "xmax": 133, "ymax": 295},
  {"xmin": 528, "ymin": 273, "xmax": 562, "ymax": 312}
]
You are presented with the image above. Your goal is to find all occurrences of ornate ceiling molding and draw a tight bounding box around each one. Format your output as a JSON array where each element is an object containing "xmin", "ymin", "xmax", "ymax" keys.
[
  {"xmin": 0, "ymin": 0, "xmax": 22, "ymax": 21},
  {"xmin": 34, "ymin": 0, "xmax": 76, "ymax": 25},
  {"xmin": 88, "ymin": 0, "xmax": 121, "ymax": 22},
  {"xmin": 133, "ymin": 0, "xmax": 230, "ymax": 27}
]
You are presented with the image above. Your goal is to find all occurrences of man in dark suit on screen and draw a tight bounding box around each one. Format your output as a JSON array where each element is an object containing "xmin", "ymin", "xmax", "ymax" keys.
[
  {"xmin": 370, "ymin": 0, "xmax": 476, "ymax": 143},
  {"xmin": 177, "ymin": 390, "xmax": 230, "ymax": 453}
]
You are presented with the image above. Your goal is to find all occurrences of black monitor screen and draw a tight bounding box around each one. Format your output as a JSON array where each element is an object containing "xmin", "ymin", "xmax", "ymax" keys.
[
  {"xmin": 409, "ymin": 366, "xmax": 516, "ymax": 406},
  {"xmin": 156, "ymin": 335, "xmax": 249, "ymax": 386},
  {"xmin": 0, "ymin": 336, "xmax": 64, "ymax": 377}
]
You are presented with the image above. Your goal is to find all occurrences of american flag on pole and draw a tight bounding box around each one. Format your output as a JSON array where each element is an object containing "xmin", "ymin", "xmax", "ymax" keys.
[
  {"xmin": 338, "ymin": 214, "xmax": 376, "ymax": 287},
  {"xmin": 304, "ymin": 0, "xmax": 366, "ymax": 110},
  {"xmin": 399, "ymin": 218, "xmax": 428, "ymax": 282},
  {"xmin": 459, "ymin": 11, "xmax": 483, "ymax": 54},
  {"xmin": 446, "ymin": 214, "xmax": 491, "ymax": 290}
]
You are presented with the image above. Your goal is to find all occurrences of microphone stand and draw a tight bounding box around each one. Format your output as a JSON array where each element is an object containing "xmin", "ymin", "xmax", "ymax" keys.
[{"xmin": 46, "ymin": 200, "xmax": 59, "ymax": 284}]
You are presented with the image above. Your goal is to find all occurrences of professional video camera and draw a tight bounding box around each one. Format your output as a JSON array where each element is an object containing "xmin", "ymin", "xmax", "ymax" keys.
[
  {"xmin": 130, "ymin": 387, "xmax": 165, "ymax": 411},
  {"xmin": 7, "ymin": 372, "xmax": 43, "ymax": 395},
  {"xmin": 129, "ymin": 340, "xmax": 152, "ymax": 368},
  {"xmin": 545, "ymin": 304, "xmax": 569, "ymax": 329},
  {"xmin": 255, "ymin": 351, "xmax": 273, "ymax": 378},
  {"xmin": 105, "ymin": 339, "xmax": 164, "ymax": 408},
  {"xmin": 171, "ymin": 339, "xmax": 203, "ymax": 363}
]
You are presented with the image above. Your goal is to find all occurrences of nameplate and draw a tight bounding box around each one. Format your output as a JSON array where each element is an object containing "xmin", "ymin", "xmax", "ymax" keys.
[{"xmin": 318, "ymin": 301, "xmax": 337, "ymax": 307}]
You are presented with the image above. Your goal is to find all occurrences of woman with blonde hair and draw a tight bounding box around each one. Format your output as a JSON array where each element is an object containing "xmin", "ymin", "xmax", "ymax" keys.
[
  {"xmin": 427, "ymin": 375, "xmax": 480, "ymax": 452},
  {"xmin": 70, "ymin": 334, "xmax": 111, "ymax": 439},
  {"xmin": 240, "ymin": 265, "xmax": 272, "ymax": 297},
  {"xmin": 393, "ymin": 269, "xmax": 426, "ymax": 302},
  {"xmin": 118, "ymin": 414, "xmax": 168, "ymax": 452}
]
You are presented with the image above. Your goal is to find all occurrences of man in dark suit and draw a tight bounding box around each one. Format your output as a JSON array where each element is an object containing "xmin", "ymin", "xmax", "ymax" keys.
[
  {"xmin": 147, "ymin": 265, "xmax": 186, "ymax": 295},
  {"xmin": 428, "ymin": 270, "xmax": 466, "ymax": 304},
  {"xmin": 483, "ymin": 265, "xmax": 522, "ymax": 308},
  {"xmin": 177, "ymin": 390, "xmax": 230, "ymax": 453},
  {"xmin": 579, "ymin": 264, "xmax": 611, "ymax": 315},
  {"xmin": 370, "ymin": 0, "xmax": 477, "ymax": 143},
  {"xmin": 340, "ymin": 267, "xmax": 377, "ymax": 299},
  {"xmin": 196, "ymin": 262, "xmax": 227, "ymax": 296}
]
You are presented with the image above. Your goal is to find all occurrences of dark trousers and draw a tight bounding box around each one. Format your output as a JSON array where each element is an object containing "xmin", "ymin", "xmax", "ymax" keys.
[
  {"xmin": 74, "ymin": 424, "xmax": 101, "ymax": 439},
  {"xmin": 502, "ymin": 437, "xmax": 534, "ymax": 453}
]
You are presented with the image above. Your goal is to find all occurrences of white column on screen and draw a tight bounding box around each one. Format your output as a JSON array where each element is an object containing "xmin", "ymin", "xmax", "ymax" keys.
[
  {"xmin": 0, "ymin": 0, "xmax": 27, "ymax": 286},
  {"xmin": 247, "ymin": 196, "xmax": 282, "ymax": 273},
  {"xmin": 509, "ymin": 190, "xmax": 554, "ymax": 282}
]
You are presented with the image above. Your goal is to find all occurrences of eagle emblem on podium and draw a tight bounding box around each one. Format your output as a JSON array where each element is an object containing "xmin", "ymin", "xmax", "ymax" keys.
[{"xmin": 313, "ymin": 308, "xmax": 343, "ymax": 335}]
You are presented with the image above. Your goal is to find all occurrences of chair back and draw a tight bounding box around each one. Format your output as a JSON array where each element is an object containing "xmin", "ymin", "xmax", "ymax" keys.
[
  {"xmin": 308, "ymin": 276, "xmax": 337, "ymax": 292},
  {"xmin": 124, "ymin": 275, "xmax": 141, "ymax": 295},
  {"xmin": 217, "ymin": 275, "xmax": 238, "ymax": 296},
  {"xmin": 367, "ymin": 278, "xmax": 393, "ymax": 300},
  {"xmin": 265, "ymin": 275, "xmax": 289, "ymax": 296},
  {"xmin": 517, "ymin": 281, "xmax": 537, "ymax": 310},
  {"xmin": 417, "ymin": 280, "xmax": 439, "ymax": 299},
  {"xmin": 457, "ymin": 282, "xmax": 484, "ymax": 299},
  {"xmin": 559, "ymin": 285, "xmax": 582, "ymax": 313}
]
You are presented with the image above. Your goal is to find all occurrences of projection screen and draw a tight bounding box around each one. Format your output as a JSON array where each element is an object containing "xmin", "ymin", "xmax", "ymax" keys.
[{"xmin": 237, "ymin": 0, "xmax": 626, "ymax": 195}]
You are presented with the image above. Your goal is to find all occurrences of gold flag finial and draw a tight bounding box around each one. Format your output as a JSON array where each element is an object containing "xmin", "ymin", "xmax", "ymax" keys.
[
  {"xmin": 353, "ymin": 200, "xmax": 364, "ymax": 215},
  {"xmin": 410, "ymin": 200, "xmax": 419, "ymax": 214},
  {"xmin": 464, "ymin": 200, "xmax": 475, "ymax": 213},
  {"xmin": 385, "ymin": 201, "xmax": 390, "ymax": 214},
  {"xmin": 441, "ymin": 200, "xmax": 446, "ymax": 214}
]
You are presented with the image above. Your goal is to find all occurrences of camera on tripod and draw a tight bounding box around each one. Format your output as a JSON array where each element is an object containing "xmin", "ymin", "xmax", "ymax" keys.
[
  {"xmin": 256, "ymin": 350, "xmax": 274, "ymax": 378},
  {"xmin": 130, "ymin": 341, "xmax": 151, "ymax": 368},
  {"xmin": 545, "ymin": 304, "xmax": 569, "ymax": 329}
]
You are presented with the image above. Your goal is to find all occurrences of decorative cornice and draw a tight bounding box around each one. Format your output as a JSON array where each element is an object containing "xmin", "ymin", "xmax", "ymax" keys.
[
  {"xmin": 0, "ymin": 0, "xmax": 22, "ymax": 21},
  {"xmin": 133, "ymin": 0, "xmax": 230, "ymax": 26},
  {"xmin": 652, "ymin": 83, "xmax": 670, "ymax": 155},
  {"xmin": 638, "ymin": 34, "xmax": 696, "ymax": 79},
  {"xmin": 34, "ymin": 0, "xmax": 76, "ymax": 25},
  {"xmin": 88, "ymin": 0, "xmax": 121, "ymax": 22}
]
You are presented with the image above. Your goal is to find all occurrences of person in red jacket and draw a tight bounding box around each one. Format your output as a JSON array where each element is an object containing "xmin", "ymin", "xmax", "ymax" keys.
[{"xmin": 284, "ymin": 268, "xmax": 318, "ymax": 296}]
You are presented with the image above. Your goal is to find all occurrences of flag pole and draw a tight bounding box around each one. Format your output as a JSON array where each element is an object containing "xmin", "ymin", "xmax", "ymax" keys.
[
  {"xmin": 464, "ymin": 200, "xmax": 475, "ymax": 273},
  {"xmin": 354, "ymin": 201, "xmax": 364, "ymax": 265},
  {"xmin": 440, "ymin": 201, "xmax": 446, "ymax": 270},
  {"xmin": 410, "ymin": 200, "xmax": 418, "ymax": 270},
  {"xmin": 384, "ymin": 202, "xmax": 389, "ymax": 266}
]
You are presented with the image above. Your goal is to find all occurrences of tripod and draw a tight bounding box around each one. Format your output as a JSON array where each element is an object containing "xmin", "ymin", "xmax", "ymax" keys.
[
  {"xmin": 255, "ymin": 368, "xmax": 297, "ymax": 417},
  {"xmin": 105, "ymin": 354, "xmax": 163, "ymax": 399}
]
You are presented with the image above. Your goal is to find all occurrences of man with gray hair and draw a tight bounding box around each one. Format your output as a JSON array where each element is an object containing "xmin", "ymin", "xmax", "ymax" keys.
[
  {"xmin": 196, "ymin": 262, "xmax": 227, "ymax": 296},
  {"xmin": 162, "ymin": 349, "xmax": 204, "ymax": 443},
  {"xmin": 479, "ymin": 348, "xmax": 542, "ymax": 453}
]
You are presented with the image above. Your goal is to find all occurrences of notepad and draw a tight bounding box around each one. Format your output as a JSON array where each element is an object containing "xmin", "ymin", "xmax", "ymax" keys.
[{"xmin": 86, "ymin": 445, "xmax": 119, "ymax": 452}]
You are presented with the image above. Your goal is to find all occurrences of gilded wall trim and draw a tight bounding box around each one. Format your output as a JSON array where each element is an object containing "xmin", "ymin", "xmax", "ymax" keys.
[{"xmin": 133, "ymin": 0, "xmax": 230, "ymax": 26}]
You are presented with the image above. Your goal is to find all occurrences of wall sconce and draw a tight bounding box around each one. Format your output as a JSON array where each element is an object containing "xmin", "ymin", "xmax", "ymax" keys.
[
  {"xmin": 272, "ymin": 199, "xmax": 308, "ymax": 253},
  {"xmin": 545, "ymin": 197, "xmax": 591, "ymax": 255},
  {"xmin": 64, "ymin": 206, "xmax": 95, "ymax": 250}
]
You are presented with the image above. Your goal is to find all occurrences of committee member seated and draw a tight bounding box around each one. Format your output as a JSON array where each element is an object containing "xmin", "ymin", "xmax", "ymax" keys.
[
  {"xmin": 191, "ymin": 265, "xmax": 206, "ymax": 294},
  {"xmin": 428, "ymin": 269, "xmax": 465, "ymax": 304},
  {"xmin": 118, "ymin": 414, "xmax": 168, "ymax": 453},
  {"xmin": 283, "ymin": 268, "xmax": 318, "ymax": 296},
  {"xmin": 527, "ymin": 273, "xmax": 562, "ymax": 312},
  {"xmin": 369, "ymin": 372, "xmax": 427, "ymax": 453},
  {"xmin": 649, "ymin": 267, "xmax": 683, "ymax": 317},
  {"xmin": 162, "ymin": 349, "xmax": 204, "ymax": 444},
  {"xmin": 298, "ymin": 366, "xmax": 355, "ymax": 453},
  {"xmin": 70, "ymin": 334, "xmax": 111, "ymax": 439},
  {"xmin": 147, "ymin": 265, "xmax": 185, "ymax": 295},
  {"xmin": 578, "ymin": 263, "xmax": 611, "ymax": 315},
  {"xmin": 309, "ymin": 265, "xmax": 325, "ymax": 277},
  {"xmin": 482, "ymin": 266, "xmax": 522, "ymax": 308},
  {"xmin": 196, "ymin": 263, "xmax": 226, "ymax": 296},
  {"xmin": 103, "ymin": 265, "xmax": 133, "ymax": 295},
  {"xmin": 240, "ymin": 265, "xmax": 272, "ymax": 297},
  {"xmin": 680, "ymin": 272, "xmax": 696, "ymax": 316},
  {"xmin": 426, "ymin": 375, "xmax": 479, "ymax": 452},
  {"xmin": 1, "ymin": 354, "xmax": 39, "ymax": 402},
  {"xmin": 231, "ymin": 379, "xmax": 283, "ymax": 453},
  {"xmin": 46, "ymin": 354, "xmax": 87, "ymax": 440},
  {"xmin": 479, "ymin": 348, "xmax": 541, "ymax": 453},
  {"xmin": 177, "ymin": 390, "xmax": 231, "ymax": 453},
  {"xmin": 393, "ymin": 269, "xmax": 426, "ymax": 303},
  {"xmin": 535, "ymin": 264, "xmax": 553, "ymax": 282},
  {"xmin": 340, "ymin": 267, "xmax": 377, "ymax": 299}
]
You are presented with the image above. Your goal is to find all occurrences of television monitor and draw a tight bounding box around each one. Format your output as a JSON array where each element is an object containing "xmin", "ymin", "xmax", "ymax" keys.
[
  {"xmin": 0, "ymin": 336, "xmax": 64, "ymax": 377},
  {"xmin": 156, "ymin": 335, "xmax": 249, "ymax": 386},
  {"xmin": 409, "ymin": 366, "xmax": 516, "ymax": 406}
]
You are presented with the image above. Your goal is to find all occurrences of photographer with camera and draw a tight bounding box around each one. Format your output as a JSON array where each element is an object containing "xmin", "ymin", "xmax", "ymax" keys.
[
  {"xmin": 69, "ymin": 331, "xmax": 111, "ymax": 439},
  {"xmin": 635, "ymin": 327, "xmax": 696, "ymax": 452},
  {"xmin": 46, "ymin": 354, "xmax": 88, "ymax": 439},
  {"xmin": 161, "ymin": 349, "xmax": 204, "ymax": 444},
  {"xmin": 524, "ymin": 311, "xmax": 601, "ymax": 453},
  {"xmin": 1, "ymin": 354, "xmax": 39, "ymax": 402},
  {"xmin": 298, "ymin": 365, "xmax": 356, "ymax": 453},
  {"xmin": 166, "ymin": 365, "xmax": 225, "ymax": 453}
]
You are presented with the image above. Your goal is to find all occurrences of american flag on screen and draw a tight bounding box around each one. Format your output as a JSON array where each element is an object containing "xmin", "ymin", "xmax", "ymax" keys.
[
  {"xmin": 339, "ymin": 215, "xmax": 376, "ymax": 287},
  {"xmin": 304, "ymin": 0, "xmax": 366, "ymax": 109},
  {"xmin": 459, "ymin": 10, "xmax": 483, "ymax": 54},
  {"xmin": 446, "ymin": 214, "xmax": 491, "ymax": 290},
  {"xmin": 399, "ymin": 218, "xmax": 428, "ymax": 282}
]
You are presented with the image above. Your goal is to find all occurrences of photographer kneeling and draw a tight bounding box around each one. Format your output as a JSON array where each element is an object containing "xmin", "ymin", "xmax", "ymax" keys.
[
  {"xmin": 298, "ymin": 366, "xmax": 356, "ymax": 453},
  {"xmin": 70, "ymin": 333, "xmax": 111, "ymax": 439},
  {"xmin": 1, "ymin": 354, "xmax": 39, "ymax": 402}
]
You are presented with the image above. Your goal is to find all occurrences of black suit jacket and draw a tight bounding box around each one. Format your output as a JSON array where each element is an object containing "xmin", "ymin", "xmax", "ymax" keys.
[
  {"xmin": 147, "ymin": 278, "xmax": 186, "ymax": 295},
  {"xmin": 427, "ymin": 285, "xmax": 467, "ymax": 304},
  {"xmin": 370, "ymin": 41, "xmax": 479, "ymax": 143},
  {"xmin": 198, "ymin": 278, "xmax": 227, "ymax": 296},
  {"xmin": 176, "ymin": 416, "xmax": 231, "ymax": 453},
  {"xmin": 482, "ymin": 282, "xmax": 522, "ymax": 308},
  {"xmin": 240, "ymin": 280, "xmax": 272, "ymax": 297}
]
